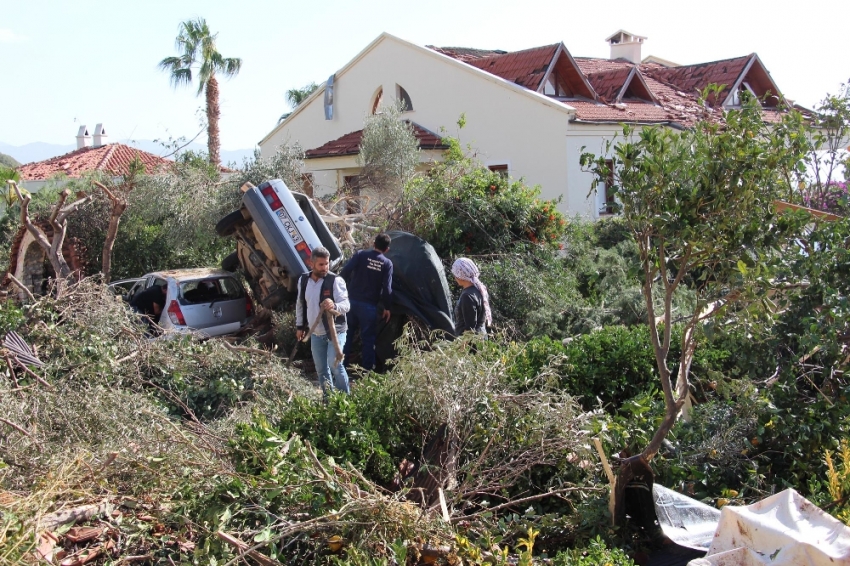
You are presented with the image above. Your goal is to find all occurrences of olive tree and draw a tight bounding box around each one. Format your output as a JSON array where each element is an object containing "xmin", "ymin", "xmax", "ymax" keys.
[
  {"xmin": 358, "ymin": 101, "xmax": 420, "ymax": 196},
  {"xmin": 580, "ymin": 90, "xmax": 808, "ymax": 520}
]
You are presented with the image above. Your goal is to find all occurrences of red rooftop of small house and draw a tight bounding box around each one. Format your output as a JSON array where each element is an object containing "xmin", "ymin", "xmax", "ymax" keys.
[
  {"xmin": 18, "ymin": 143, "xmax": 173, "ymax": 181},
  {"xmin": 305, "ymin": 123, "xmax": 449, "ymax": 159}
]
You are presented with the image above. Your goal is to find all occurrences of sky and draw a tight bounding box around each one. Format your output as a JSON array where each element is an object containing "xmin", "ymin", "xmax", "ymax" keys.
[{"xmin": 2, "ymin": 0, "xmax": 848, "ymax": 151}]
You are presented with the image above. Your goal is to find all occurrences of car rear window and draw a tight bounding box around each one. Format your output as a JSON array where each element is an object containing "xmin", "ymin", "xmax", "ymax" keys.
[{"xmin": 179, "ymin": 277, "xmax": 244, "ymax": 304}]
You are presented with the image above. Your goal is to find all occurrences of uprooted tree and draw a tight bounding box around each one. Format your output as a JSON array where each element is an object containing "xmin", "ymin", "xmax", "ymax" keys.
[
  {"xmin": 9, "ymin": 180, "xmax": 95, "ymax": 297},
  {"xmin": 580, "ymin": 88, "xmax": 809, "ymax": 523}
]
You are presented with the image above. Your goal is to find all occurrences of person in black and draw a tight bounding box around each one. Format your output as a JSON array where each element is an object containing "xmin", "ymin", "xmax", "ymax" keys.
[
  {"xmin": 340, "ymin": 233, "xmax": 393, "ymax": 371},
  {"xmin": 130, "ymin": 284, "xmax": 167, "ymax": 332},
  {"xmin": 451, "ymin": 257, "xmax": 492, "ymax": 336}
]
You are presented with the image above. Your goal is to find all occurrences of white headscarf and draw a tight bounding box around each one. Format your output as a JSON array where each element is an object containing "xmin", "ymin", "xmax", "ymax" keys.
[{"xmin": 451, "ymin": 257, "xmax": 492, "ymax": 326}]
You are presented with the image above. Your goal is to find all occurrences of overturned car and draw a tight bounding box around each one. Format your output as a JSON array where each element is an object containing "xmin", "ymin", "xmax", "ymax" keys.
[{"xmin": 217, "ymin": 180, "xmax": 454, "ymax": 366}]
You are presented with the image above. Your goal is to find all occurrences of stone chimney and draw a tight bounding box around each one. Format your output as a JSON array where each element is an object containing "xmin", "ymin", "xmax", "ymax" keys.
[
  {"xmin": 93, "ymin": 123, "xmax": 109, "ymax": 147},
  {"xmin": 76, "ymin": 125, "xmax": 92, "ymax": 149},
  {"xmin": 606, "ymin": 30, "xmax": 647, "ymax": 64}
]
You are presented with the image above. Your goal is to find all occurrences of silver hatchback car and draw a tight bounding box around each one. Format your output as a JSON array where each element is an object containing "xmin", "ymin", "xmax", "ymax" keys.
[{"xmin": 113, "ymin": 268, "xmax": 253, "ymax": 337}]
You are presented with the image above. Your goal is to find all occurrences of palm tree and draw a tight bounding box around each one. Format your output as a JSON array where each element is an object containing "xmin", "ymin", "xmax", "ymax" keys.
[
  {"xmin": 159, "ymin": 18, "xmax": 242, "ymax": 166},
  {"xmin": 279, "ymin": 83, "xmax": 319, "ymax": 123}
]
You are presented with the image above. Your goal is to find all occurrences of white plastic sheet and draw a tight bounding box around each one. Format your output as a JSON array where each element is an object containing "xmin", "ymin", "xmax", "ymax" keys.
[
  {"xmin": 653, "ymin": 484, "xmax": 720, "ymax": 551},
  {"xmin": 688, "ymin": 488, "xmax": 850, "ymax": 565}
]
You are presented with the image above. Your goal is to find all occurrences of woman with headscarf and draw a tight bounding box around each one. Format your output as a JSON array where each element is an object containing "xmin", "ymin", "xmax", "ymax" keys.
[{"xmin": 451, "ymin": 257, "xmax": 492, "ymax": 337}]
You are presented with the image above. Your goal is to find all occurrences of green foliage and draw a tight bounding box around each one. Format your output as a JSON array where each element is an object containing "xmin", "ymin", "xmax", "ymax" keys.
[
  {"xmin": 282, "ymin": 82, "xmax": 319, "ymax": 119},
  {"xmin": 552, "ymin": 535, "xmax": 635, "ymax": 565},
  {"xmin": 0, "ymin": 152, "xmax": 21, "ymax": 168},
  {"xmin": 266, "ymin": 381, "xmax": 410, "ymax": 485},
  {"xmin": 0, "ymin": 165, "xmax": 19, "ymax": 184},
  {"xmin": 159, "ymin": 17, "xmax": 242, "ymax": 96},
  {"xmin": 358, "ymin": 101, "xmax": 420, "ymax": 194},
  {"xmin": 402, "ymin": 141, "xmax": 567, "ymax": 257},
  {"xmin": 230, "ymin": 142, "xmax": 305, "ymax": 194},
  {"xmin": 580, "ymin": 88, "xmax": 810, "ymax": 458},
  {"xmin": 790, "ymin": 80, "xmax": 850, "ymax": 208}
]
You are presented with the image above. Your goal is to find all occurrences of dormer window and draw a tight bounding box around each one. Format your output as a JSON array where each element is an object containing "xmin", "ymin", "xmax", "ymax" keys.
[
  {"xmin": 543, "ymin": 73, "xmax": 573, "ymax": 98},
  {"xmin": 397, "ymin": 85, "xmax": 413, "ymax": 111},
  {"xmin": 729, "ymin": 82, "xmax": 758, "ymax": 106}
]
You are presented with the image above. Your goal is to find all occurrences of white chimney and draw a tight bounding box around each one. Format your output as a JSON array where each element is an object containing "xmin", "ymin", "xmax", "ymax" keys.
[
  {"xmin": 76, "ymin": 125, "xmax": 92, "ymax": 149},
  {"xmin": 606, "ymin": 30, "xmax": 647, "ymax": 64},
  {"xmin": 93, "ymin": 123, "xmax": 108, "ymax": 147}
]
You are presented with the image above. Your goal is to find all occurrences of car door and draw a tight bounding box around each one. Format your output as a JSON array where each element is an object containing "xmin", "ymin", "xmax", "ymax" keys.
[{"xmin": 176, "ymin": 276, "xmax": 246, "ymax": 332}]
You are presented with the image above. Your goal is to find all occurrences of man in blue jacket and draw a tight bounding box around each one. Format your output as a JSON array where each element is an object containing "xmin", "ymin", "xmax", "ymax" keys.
[{"xmin": 340, "ymin": 233, "xmax": 393, "ymax": 371}]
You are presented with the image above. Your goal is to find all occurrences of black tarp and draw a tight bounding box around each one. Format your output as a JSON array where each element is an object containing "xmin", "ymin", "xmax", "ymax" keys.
[{"xmin": 373, "ymin": 231, "xmax": 454, "ymax": 364}]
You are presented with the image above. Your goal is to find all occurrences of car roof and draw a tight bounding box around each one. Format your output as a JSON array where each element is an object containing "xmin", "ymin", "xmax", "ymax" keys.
[{"xmin": 147, "ymin": 268, "xmax": 236, "ymax": 281}]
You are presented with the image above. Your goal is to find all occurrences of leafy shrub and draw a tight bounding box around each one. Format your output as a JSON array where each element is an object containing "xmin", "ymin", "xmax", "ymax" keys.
[
  {"xmin": 268, "ymin": 380, "xmax": 411, "ymax": 485},
  {"xmin": 401, "ymin": 140, "xmax": 567, "ymax": 257},
  {"xmin": 552, "ymin": 535, "xmax": 635, "ymax": 565},
  {"xmin": 502, "ymin": 325, "xmax": 738, "ymax": 413}
]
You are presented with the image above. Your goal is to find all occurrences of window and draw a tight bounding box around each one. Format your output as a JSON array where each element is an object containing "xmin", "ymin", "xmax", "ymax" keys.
[
  {"xmin": 371, "ymin": 88, "xmax": 383, "ymax": 114},
  {"xmin": 729, "ymin": 82, "xmax": 758, "ymax": 106},
  {"xmin": 596, "ymin": 159, "xmax": 617, "ymax": 215},
  {"xmin": 543, "ymin": 73, "xmax": 571, "ymax": 98},
  {"xmin": 396, "ymin": 85, "xmax": 413, "ymax": 111},
  {"xmin": 488, "ymin": 164, "xmax": 509, "ymax": 177},
  {"xmin": 179, "ymin": 277, "xmax": 243, "ymax": 304}
]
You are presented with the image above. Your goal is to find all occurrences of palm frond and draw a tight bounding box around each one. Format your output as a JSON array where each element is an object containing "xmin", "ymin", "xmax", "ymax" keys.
[{"xmin": 170, "ymin": 67, "xmax": 193, "ymax": 89}]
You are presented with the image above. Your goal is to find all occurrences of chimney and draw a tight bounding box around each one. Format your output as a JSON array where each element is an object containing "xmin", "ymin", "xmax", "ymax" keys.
[
  {"xmin": 93, "ymin": 123, "xmax": 109, "ymax": 147},
  {"xmin": 76, "ymin": 125, "xmax": 92, "ymax": 149},
  {"xmin": 606, "ymin": 30, "xmax": 647, "ymax": 64}
]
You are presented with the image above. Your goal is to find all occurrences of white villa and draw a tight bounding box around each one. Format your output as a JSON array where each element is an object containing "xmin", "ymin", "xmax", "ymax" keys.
[{"xmin": 259, "ymin": 31, "xmax": 789, "ymax": 218}]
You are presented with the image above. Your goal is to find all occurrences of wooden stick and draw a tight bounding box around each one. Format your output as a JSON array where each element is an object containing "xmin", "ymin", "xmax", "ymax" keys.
[
  {"xmin": 216, "ymin": 531, "xmax": 284, "ymax": 566},
  {"xmin": 0, "ymin": 416, "xmax": 31, "ymax": 437},
  {"xmin": 288, "ymin": 311, "xmax": 324, "ymax": 364},
  {"xmin": 325, "ymin": 310, "xmax": 344, "ymax": 367},
  {"xmin": 6, "ymin": 273, "xmax": 35, "ymax": 302},
  {"xmin": 592, "ymin": 438, "xmax": 616, "ymax": 485},
  {"xmin": 14, "ymin": 358, "xmax": 53, "ymax": 389}
]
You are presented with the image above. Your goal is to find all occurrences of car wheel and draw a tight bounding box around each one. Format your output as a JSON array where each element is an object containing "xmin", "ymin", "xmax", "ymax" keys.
[
  {"xmin": 221, "ymin": 251, "xmax": 240, "ymax": 272},
  {"xmin": 216, "ymin": 210, "xmax": 249, "ymax": 237}
]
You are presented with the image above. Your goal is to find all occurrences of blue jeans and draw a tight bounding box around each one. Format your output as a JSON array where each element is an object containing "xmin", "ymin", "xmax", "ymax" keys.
[
  {"xmin": 311, "ymin": 332, "xmax": 350, "ymax": 397},
  {"xmin": 344, "ymin": 300, "xmax": 378, "ymax": 370}
]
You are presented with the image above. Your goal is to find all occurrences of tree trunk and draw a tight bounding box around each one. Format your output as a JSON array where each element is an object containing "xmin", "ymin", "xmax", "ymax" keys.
[
  {"xmin": 206, "ymin": 74, "xmax": 221, "ymax": 166},
  {"xmin": 95, "ymin": 181, "xmax": 127, "ymax": 283},
  {"xmin": 101, "ymin": 201, "xmax": 126, "ymax": 283}
]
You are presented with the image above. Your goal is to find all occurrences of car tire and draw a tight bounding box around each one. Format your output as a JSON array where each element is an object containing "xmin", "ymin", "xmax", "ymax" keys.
[
  {"xmin": 216, "ymin": 210, "xmax": 248, "ymax": 237},
  {"xmin": 221, "ymin": 251, "xmax": 240, "ymax": 272}
]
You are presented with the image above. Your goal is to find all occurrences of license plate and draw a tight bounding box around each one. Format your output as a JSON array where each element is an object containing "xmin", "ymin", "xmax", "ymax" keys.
[{"xmin": 275, "ymin": 208, "xmax": 304, "ymax": 245}]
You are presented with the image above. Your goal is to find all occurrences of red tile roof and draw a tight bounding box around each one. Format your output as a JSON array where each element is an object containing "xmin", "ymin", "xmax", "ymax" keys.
[
  {"xmin": 305, "ymin": 123, "xmax": 448, "ymax": 159},
  {"xmin": 642, "ymin": 55, "xmax": 752, "ymax": 105},
  {"xmin": 585, "ymin": 67, "xmax": 634, "ymax": 103},
  {"xmin": 428, "ymin": 46, "xmax": 506, "ymax": 63},
  {"xmin": 464, "ymin": 44, "xmax": 558, "ymax": 90},
  {"xmin": 18, "ymin": 143, "xmax": 172, "ymax": 181},
  {"xmin": 434, "ymin": 42, "xmax": 789, "ymax": 128}
]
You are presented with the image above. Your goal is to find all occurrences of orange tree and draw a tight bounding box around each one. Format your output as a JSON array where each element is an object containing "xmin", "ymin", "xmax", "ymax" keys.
[{"xmin": 580, "ymin": 90, "xmax": 809, "ymax": 521}]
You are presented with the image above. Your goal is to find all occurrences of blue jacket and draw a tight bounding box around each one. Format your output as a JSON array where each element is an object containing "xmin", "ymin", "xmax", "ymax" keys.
[{"xmin": 340, "ymin": 249, "xmax": 393, "ymax": 310}]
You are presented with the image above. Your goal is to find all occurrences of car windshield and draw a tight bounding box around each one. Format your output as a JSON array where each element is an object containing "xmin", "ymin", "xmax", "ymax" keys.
[{"xmin": 179, "ymin": 277, "xmax": 243, "ymax": 304}]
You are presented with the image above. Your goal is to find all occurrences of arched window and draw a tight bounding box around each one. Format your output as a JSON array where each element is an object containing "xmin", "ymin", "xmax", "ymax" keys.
[
  {"xmin": 371, "ymin": 87, "xmax": 383, "ymax": 114},
  {"xmin": 396, "ymin": 85, "xmax": 413, "ymax": 111}
]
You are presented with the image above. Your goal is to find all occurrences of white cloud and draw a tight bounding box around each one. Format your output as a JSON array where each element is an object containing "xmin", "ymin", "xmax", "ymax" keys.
[{"xmin": 0, "ymin": 29, "xmax": 26, "ymax": 43}]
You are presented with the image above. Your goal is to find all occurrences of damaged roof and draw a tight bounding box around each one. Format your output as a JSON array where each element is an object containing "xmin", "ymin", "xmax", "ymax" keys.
[
  {"xmin": 305, "ymin": 122, "xmax": 449, "ymax": 159},
  {"xmin": 18, "ymin": 144, "xmax": 172, "ymax": 181},
  {"xmin": 431, "ymin": 43, "xmax": 792, "ymax": 128}
]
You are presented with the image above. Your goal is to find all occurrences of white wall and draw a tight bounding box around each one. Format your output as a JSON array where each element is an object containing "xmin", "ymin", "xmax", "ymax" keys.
[{"xmin": 261, "ymin": 35, "xmax": 585, "ymax": 213}]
